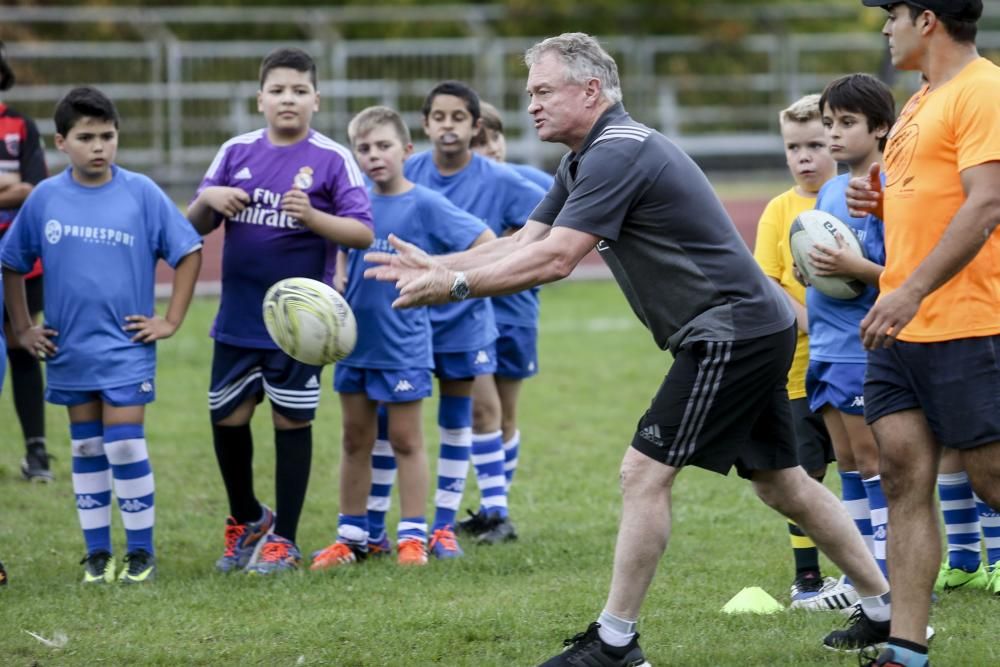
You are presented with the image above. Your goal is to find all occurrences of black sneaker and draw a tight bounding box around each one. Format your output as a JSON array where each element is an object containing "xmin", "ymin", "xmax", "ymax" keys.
[
  {"xmin": 456, "ymin": 508, "xmax": 491, "ymax": 536},
  {"xmin": 476, "ymin": 514, "xmax": 518, "ymax": 545},
  {"xmin": 823, "ymin": 606, "xmax": 890, "ymax": 652},
  {"xmin": 0, "ymin": 559, "xmax": 7, "ymax": 586},
  {"xmin": 538, "ymin": 623, "xmax": 650, "ymax": 667},
  {"xmin": 21, "ymin": 441, "xmax": 53, "ymax": 482},
  {"xmin": 80, "ymin": 550, "xmax": 116, "ymax": 584},
  {"xmin": 118, "ymin": 549, "xmax": 156, "ymax": 584}
]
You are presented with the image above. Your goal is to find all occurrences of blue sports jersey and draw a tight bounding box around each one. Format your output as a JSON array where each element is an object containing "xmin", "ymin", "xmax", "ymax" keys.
[
  {"xmin": 405, "ymin": 152, "xmax": 545, "ymax": 335},
  {"xmin": 807, "ymin": 173, "xmax": 886, "ymax": 363},
  {"xmin": 0, "ymin": 166, "xmax": 202, "ymax": 390},
  {"xmin": 510, "ymin": 162, "xmax": 555, "ymax": 191},
  {"xmin": 0, "ymin": 269, "xmax": 5, "ymax": 394},
  {"xmin": 342, "ymin": 185, "xmax": 488, "ymax": 370},
  {"xmin": 195, "ymin": 129, "xmax": 373, "ymax": 349}
]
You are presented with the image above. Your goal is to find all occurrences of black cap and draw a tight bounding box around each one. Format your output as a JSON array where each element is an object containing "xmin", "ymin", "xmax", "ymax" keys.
[{"xmin": 862, "ymin": 0, "xmax": 982, "ymax": 21}]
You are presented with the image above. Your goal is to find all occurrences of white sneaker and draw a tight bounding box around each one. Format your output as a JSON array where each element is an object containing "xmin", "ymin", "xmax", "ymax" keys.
[{"xmin": 791, "ymin": 575, "xmax": 859, "ymax": 611}]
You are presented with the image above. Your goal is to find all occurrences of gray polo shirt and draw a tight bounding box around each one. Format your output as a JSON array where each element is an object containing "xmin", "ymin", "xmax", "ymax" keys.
[{"xmin": 531, "ymin": 104, "xmax": 793, "ymax": 353}]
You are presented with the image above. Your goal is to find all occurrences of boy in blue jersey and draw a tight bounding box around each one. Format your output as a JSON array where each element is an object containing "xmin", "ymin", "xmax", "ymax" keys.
[
  {"xmin": 392, "ymin": 81, "xmax": 545, "ymax": 556},
  {"xmin": 1, "ymin": 86, "xmax": 203, "ymax": 584},
  {"xmin": 187, "ymin": 48, "xmax": 373, "ymax": 575},
  {"xmin": 311, "ymin": 107, "xmax": 493, "ymax": 569},
  {"xmin": 467, "ymin": 102, "xmax": 551, "ymax": 531},
  {"xmin": 802, "ymin": 74, "xmax": 894, "ymax": 592}
]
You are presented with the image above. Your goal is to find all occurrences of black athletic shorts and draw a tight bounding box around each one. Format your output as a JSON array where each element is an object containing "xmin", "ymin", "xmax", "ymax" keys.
[
  {"xmin": 631, "ymin": 325, "xmax": 799, "ymax": 479},
  {"xmin": 2, "ymin": 274, "xmax": 43, "ymax": 324},
  {"xmin": 789, "ymin": 396, "xmax": 835, "ymax": 473}
]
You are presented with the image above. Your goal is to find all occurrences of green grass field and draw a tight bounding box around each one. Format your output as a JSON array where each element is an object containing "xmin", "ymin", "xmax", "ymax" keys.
[{"xmin": 0, "ymin": 281, "xmax": 997, "ymax": 666}]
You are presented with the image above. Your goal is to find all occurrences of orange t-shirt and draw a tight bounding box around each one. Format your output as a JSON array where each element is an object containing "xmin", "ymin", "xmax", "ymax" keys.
[{"xmin": 881, "ymin": 57, "xmax": 1000, "ymax": 342}]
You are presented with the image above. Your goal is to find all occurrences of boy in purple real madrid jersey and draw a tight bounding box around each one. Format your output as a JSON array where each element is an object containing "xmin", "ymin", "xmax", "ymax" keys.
[
  {"xmin": 187, "ymin": 48, "xmax": 373, "ymax": 575},
  {"xmin": 2, "ymin": 86, "xmax": 203, "ymax": 584},
  {"xmin": 395, "ymin": 81, "xmax": 545, "ymax": 557},
  {"xmin": 310, "ymin": 106, "xmax": 492, "ymax": 569}
]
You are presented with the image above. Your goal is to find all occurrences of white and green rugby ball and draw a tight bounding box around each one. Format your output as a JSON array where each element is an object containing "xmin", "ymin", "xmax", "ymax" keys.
[{"xmin": 263, "ymin": 277, "xmax": 357, "ymax": 366}]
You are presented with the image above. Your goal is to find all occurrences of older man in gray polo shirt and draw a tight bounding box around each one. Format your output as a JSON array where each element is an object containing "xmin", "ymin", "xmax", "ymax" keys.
[{"xmin": 365, "ymin": 32, "xmax": 893, "ymax": 665}]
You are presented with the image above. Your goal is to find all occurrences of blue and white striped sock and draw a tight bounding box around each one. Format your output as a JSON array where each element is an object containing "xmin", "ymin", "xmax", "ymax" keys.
[
  {"xmin": 71, "ymin": 420, "xmax": 111, "ymax": 555},
  {"xmin": 397, "ymin": 516, "xmax": 428, "ymax": 546},
  {"xmin": 863, "ymin": 475, "xmax": 889, "ymax": 578},
  {"xmin": 433, "ymin": 395, "xmax": 472, "ymax": 530},
  {"xmin": 104, "ymin": 424, "xmax": 155, "ymax": 555},
  {"xmin": 974, "ymin": 493, "xmax": 1000, "ymax": 567},
  {"xmin": 472, "ymin": 430, "xmax": 508, "ymax": 518},
  {"xmin": 367, "ymin": 407, "xmax": 395, "ymax": 543},
  {"xmin": 502, "ymin": 430, "xmax": 520, "ymax": 492},
  {"xmin": 337, "ymin": 513, "xmax": 368, "ymax": 546},
  {"xmin": 841, "ymin": 471, "xmax": 874, "ymax": 557},
  {"xmin": 937, "ymin": 472, "xmax": 982, "ymax": 572}
]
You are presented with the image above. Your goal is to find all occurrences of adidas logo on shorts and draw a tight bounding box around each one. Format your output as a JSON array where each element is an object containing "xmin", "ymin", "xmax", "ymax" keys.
[
  {"xmin": 474, "ymin": 350, "xmax": 490, "ymax": 365},
  {"xmin": 639, "ymin": 423, "xmax": 665, "ymax": 447},
  {"xmin": 305, "ymin": 376, "xmax": 320, "ymax": 389}
]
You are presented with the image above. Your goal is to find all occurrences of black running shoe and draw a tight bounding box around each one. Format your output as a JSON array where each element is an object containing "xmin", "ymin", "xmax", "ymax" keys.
[
  {"xmin": 81, "ymin": 550, "xmax": 116, "ymax": 584},
  {"xmin": 476, "ymin": 515, "xmax": 518, "ymax": 545},
  {"xmin": 456, "ymin": 508, "xmax": 491, "ymax": 536},
  {"xmin": 119, "ymin": 549, "xmax": 156, "ymax": 584},
  {"xmin": 823, "ymin": 607, "xmax": 890, "ymax": 652},
  {"xmin": 21, "ymin": 441, "xmax": 53, "ymax": 482},
  {"xmin": 538, "ymin": 623, "xmax": 650, "ymax": 667}
]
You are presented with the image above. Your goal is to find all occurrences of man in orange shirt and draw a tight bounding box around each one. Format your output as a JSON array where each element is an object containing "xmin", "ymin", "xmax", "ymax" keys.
[{"xmin": 850, "ymin": 2, "xmax": 1000, "ymax": 666}]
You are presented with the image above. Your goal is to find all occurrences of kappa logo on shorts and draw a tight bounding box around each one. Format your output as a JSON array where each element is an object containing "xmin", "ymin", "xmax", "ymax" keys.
[
  {"xmin": 305, "ymin": 375, "xmax": 320, "ymax": 389},
  {"xmin": 474, "ymin": 350, "xmax": 491, "ymax": 365},
  {"xmin": 139, "ymin": 381, "xmax": 153, "ymax": 393},
  {"xmin": 639, "ymin": 423, "xmax": 665, "ymax": 447},
  {"xmin": 393, "ymin": 379, "xmax": 415, "ymax": 393},
  {"xmin": 120, "ymin": 499, "xmax": 150, "ymax": 513},
  {"xmin": 76, "ymin": 495, "xmax": 103, "ymax": 509},
  {"xmin": 851, "ymin": 396, "xmax": 865, "ymax": 408},
  {"xmin": 528, "ymin": 361, "xmax": 536, "ymax": 372}
]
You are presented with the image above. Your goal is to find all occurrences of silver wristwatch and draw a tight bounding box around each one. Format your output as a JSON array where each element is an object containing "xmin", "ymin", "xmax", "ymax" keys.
[{"xmin": 449, "ymin": 271, "xmax": 471, "ymax": 301}]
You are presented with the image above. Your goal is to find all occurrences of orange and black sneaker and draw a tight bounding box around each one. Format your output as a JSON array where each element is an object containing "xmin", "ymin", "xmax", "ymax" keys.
[
  {"xmin": 215, "ymin": 505, "xmax": 274, "ymax": 573},
  {"xmin": 367, "ymin": 534, "xmax": 392, "ymax": 558},
  {"xmin": 397, "ymin": 539, "xmax": 428, "ymax": 566},
  {"xmin": 245, "ymin": 534, "xmax": 301, "ymax": 575},
  {"xmin": 309, "ymin": 541, "xmax": 366, "ymax": 571},
  {"xmin": 429, "ymin": 526, "xmax": 463, "ymax": 559}
]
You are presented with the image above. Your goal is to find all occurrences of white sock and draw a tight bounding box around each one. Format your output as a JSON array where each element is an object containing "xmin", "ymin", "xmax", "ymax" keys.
[
  {"xmin": 596, "ymin": 609, "xmax": 636, "ymax": 647},
  {"xmin": 860, "ymin": 591, "xmax": 891, "ymax": 622}
]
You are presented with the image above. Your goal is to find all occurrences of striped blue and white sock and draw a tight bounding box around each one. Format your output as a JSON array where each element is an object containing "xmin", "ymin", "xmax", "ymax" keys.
[
  {"xmin": 472, "ymin": 430, "xmax": 508, "ymax": 519},
  {"xmin": 71, "ymin": 420, "xmax": 111, "ymax": 555},
  {"xmin": 104, "ymin": 424, "xmax": 155, "ymax": 555},
  {"xmin": 502, "ymin": 429, "xmax": 520, "ymax": 492},
  {"xmin": 397, "ymin": 516, "xmax": 428, "ymax": 546},
  {"xmin": 863, "ymin": 475, "xmax": 889, "ymax": 577},
  {"xmin": 937, "ymin": 472, "xmax": 982, "ymax": 572},
  {"xmin": 367, "ymin": 407, "xmax": 395, "ymax": 544},
  {"xmin": 433, "ymin": 395, "xmax": 472, "ymax": 531},
  {"xmin": 337, "ymin": 513, "xmax": 368, "ymax": 546},
  {"xmin": 974, "ymin": 493, "xmax": 1000, "ymax": 567},
  {"xmin": 841, "ymin": 471, "xmax": 874, "ymax": 557}
]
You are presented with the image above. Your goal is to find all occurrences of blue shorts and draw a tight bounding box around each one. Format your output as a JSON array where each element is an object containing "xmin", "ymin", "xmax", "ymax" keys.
[
  {"xmin": 47, "ymin": 379, "xmax": 156, "ymax": 407},
  {"xmin": 334, "ymin": 365, "xmax": 432, "ymax": 403},
  {"xmin": 865, "ymin": 335, "xmax": 1000, "ymax": 449},
  {"xmin": 433, "ymin": 344, "xmax": 497, "ymax": 380},
  {"xmin": 807, "ymin": 361, "xmax": 866, "ymax": 416},
  {"xmin": 496, "ymin": 323, "xmax": 538, "ymax": 380},
  {"xmin": 209, "ymin": 341, "xmax": 323, "ymax": 423}
]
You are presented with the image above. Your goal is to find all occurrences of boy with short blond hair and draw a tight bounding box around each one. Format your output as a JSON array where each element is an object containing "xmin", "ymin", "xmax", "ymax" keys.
[
  {"xmin": 310, "ymin": 106, "xmax": 491, "ymax": 568},
  {"xmin": 753, "ymin": 93, "xmax": 840, "ymax": 608}
]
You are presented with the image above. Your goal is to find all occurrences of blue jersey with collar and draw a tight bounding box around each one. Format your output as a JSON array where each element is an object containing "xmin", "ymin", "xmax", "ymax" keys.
[
  {"xmin": 510, "ymin": 162, "xmax": 555, "ymax": 192},
  {"xmin": 341, "ymin": 184, "xmax": 488, "ymax": 369},
  {"xmin": 0, "ymin": 166, "xmax": 203, "ymax": 390},
  {"xmin": 405, "ymin": 151, "xmax": 545, "ymax": 336},
  {"xmin": 807, "ymin": 173, "xmax": 886, "ymax": 363}
]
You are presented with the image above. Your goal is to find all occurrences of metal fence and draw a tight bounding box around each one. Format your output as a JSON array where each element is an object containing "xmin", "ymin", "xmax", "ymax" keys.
[{"xmin": 5, "ymin": 6, "xmax": 1000, "ymax": 195}]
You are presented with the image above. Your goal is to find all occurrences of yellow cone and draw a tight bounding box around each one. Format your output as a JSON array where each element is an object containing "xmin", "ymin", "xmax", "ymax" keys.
[{"xmin": 721, "ymin": 586, "xmax": 784, "ymax": 614}]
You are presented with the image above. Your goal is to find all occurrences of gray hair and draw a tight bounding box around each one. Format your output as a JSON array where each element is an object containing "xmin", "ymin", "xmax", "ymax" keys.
[{"xmin": 525, "ymin": 32, "xmax": 622, "ymax": 105}]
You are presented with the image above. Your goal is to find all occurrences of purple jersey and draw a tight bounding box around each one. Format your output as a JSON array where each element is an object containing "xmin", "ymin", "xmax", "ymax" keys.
[{"xmin": 195, "ymin": 129, "xmax": 373, "ymax": 348}]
